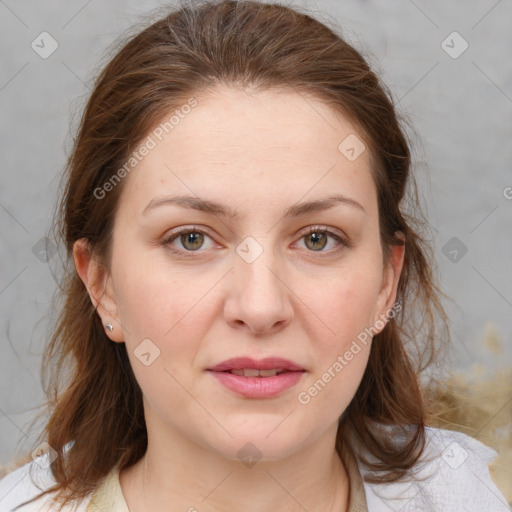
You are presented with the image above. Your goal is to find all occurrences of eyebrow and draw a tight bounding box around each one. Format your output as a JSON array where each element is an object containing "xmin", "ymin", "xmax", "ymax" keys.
[{"xmin": 142, "ymin": 193, "xmax": 366, "ymax": 219}]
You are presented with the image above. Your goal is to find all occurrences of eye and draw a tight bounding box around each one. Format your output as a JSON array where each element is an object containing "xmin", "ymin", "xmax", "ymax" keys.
[
  {"xmin": 162, "ymin": 226, "xmax": 216, "ymax": 253},
  {"xmin": 295, "ymin": 226, "xmax": 348, "ymax": 253},
  {"xmin": 161, "ymin": 225, "xmax": 349, "ymax": 256}
]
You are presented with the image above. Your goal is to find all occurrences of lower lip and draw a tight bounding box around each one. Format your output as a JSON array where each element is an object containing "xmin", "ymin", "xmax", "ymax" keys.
[{"xmin": 207, "ymin": 370, "xmax": 305, "ymax": 398}]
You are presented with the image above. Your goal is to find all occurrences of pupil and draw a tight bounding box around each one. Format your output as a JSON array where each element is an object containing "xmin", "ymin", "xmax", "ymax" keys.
[
  {"xmin": 308, "ymin": 232, "xmax": 326, "ymax": 251},
  {"xmin": 182, "ymin": 232, "xmax": 203, "ymax": 250}
]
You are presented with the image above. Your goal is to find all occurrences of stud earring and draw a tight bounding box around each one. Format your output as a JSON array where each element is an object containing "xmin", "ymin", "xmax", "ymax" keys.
[{"xmin": 105, "ymin": 323, "xmax": 113, "ymax": 332}]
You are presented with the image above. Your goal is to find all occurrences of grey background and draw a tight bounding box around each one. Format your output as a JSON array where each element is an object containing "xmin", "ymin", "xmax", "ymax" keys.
[{"xmin": 1, "ymin": 0, "xmax": 511, "ymax": 467}]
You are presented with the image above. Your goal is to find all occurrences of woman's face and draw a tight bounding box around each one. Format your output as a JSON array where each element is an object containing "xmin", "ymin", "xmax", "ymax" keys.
[{"xmin": 83, "ymin": 86, "xmax": 403, "ymax": 461}]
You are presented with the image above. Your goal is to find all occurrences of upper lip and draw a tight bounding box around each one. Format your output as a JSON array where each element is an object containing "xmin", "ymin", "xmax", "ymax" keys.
[{"xmin": 207, "ymin": 357, "xmax": 305, "ymax": 372}]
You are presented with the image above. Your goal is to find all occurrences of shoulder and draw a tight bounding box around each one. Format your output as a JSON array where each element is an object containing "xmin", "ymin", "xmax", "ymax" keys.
[
  {"xmin": 359, "ymin": 427, "xmax": 510, "ymax": 512},
  {"xmin": 0, "ymin": 454, "xmax": 90, "ymax": 512}
]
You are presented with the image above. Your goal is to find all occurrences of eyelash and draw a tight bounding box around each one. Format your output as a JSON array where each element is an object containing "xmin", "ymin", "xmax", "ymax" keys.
[{"xmin": 161, "ymin": 225, "xmax": 350, "ymax": 256}]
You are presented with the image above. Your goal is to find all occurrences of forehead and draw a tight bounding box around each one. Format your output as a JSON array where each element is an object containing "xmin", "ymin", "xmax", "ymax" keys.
[{"xmin": 119, "ymin": 86, "xmax": 377, "ymax": 219}]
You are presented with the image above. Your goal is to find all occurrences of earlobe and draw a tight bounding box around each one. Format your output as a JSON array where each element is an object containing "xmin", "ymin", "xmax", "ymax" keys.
[{"xmin": 73, "ymin": 238, "xmax": 124, "ymax": 343}]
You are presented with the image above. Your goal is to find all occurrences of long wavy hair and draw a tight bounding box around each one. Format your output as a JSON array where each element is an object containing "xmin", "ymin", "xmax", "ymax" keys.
[{"xmin": 17, "ymin": 0, "xmax": 448, "ymax": 509}]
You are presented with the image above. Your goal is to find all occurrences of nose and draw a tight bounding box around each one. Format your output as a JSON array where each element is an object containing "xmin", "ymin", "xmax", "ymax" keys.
[{"xmin": 223, "ymin": 244, "xmax": 294, "ymax": 336}]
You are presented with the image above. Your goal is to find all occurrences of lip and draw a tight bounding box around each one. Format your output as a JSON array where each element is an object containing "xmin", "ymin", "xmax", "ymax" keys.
[
  {"xmin": 206, "ymin": 357, "xmax": 306, "ymax": 399},
  {"xmin": 207, "ymin": 357, "xmax": 305, "ymax": 372}
]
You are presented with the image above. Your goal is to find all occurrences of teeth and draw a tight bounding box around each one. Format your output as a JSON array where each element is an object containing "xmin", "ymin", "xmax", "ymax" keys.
[
  {"xmin": 259, "ymin": 369, "xmax": 278, "ymax": 377},
  {"xmin": 229, "ymin": 368, "xmax": 285, "ymax": 377},
  {"xmin": 242, "ymin": 368, "xmax": 260, "ymax": 377}
]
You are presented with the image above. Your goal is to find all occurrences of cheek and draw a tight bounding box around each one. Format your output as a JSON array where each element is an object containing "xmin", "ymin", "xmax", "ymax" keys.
[
  {"xmin": 112, "ymin": 250, "xmax": 216, "ymax": 342},
  {"xmin": 112, "ymin": 256, "xmax": 215, "ymax": 403},
  {"xmin": 295, "ymin": 269, "xmax": 376, "ymax": 416},
  {"xmin": 301, "ymin": 263, "xmax": 383, "ymax": 352}
]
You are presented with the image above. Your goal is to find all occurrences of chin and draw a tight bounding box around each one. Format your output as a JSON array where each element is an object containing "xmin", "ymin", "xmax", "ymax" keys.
[{"xmin": 202, "ymin": 423, "xmax": 312, "ymax": 464}]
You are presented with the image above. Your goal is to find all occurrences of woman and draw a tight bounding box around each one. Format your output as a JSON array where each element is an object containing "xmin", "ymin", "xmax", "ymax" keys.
[{"xmin": 0, "ymin": 1, "xmax": 508, "ymax": 511}]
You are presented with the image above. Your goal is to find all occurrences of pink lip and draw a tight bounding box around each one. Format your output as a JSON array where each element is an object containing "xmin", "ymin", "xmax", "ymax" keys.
[{"xmin": 206, "ymin": 357, "xmax": 306, "ymax": 398}]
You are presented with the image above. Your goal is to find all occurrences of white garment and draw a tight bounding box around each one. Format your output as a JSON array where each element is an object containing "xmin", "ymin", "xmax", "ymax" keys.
[
  {"xmin": 361, "ymin": 427, "xmax": 510, "ymax": 511},
  {"xmin": 0, "ymin": 427, "xmax": 509, "ymax": 511}
]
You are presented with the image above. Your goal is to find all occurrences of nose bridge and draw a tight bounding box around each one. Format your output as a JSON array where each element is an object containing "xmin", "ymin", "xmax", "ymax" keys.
[
  {"xmin": 237, "ymin": 234, "xmax": 283, "ymax": 299},
  {"xmin": 225, "ymin": 234, "xmax": 293, "ymax": 334}
]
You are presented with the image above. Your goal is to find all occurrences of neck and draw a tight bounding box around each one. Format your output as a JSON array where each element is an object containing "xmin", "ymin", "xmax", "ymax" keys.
[{"xmin": 119, "ymin": 423, "xmax": 350, "ymax": 512}]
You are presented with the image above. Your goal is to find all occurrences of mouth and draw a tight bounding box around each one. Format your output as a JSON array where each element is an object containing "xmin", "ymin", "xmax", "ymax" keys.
[
  {"xmin": 206, "ymin": 357, "xmax": 306, "ymax": 398},
  {"xmin": 222, "ymin": 368, "xmax": 291, "ymax": 377},
  {"xmin": 207, "ymin": 356, "xmax": 305, "ymax": 373}
]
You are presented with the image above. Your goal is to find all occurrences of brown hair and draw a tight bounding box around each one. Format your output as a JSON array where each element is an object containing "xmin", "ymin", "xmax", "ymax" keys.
[{"xmin": 18, "ymin": 0, "xmax": 448, "ymax": 508}]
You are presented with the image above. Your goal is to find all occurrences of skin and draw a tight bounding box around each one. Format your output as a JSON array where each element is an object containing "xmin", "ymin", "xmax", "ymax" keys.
[{"xmin": 74, "ymin": 85, "xmax": 404, "ymax": 512}]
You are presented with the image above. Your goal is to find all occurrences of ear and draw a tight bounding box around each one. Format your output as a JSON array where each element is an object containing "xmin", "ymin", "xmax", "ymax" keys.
[
  {"xmin": 371, "ymin": 234, "xmax": 405, "ymax": 333},
  {"xmin": 73, "ymin": 238, "xmax": 124, "ymax": 343}
]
